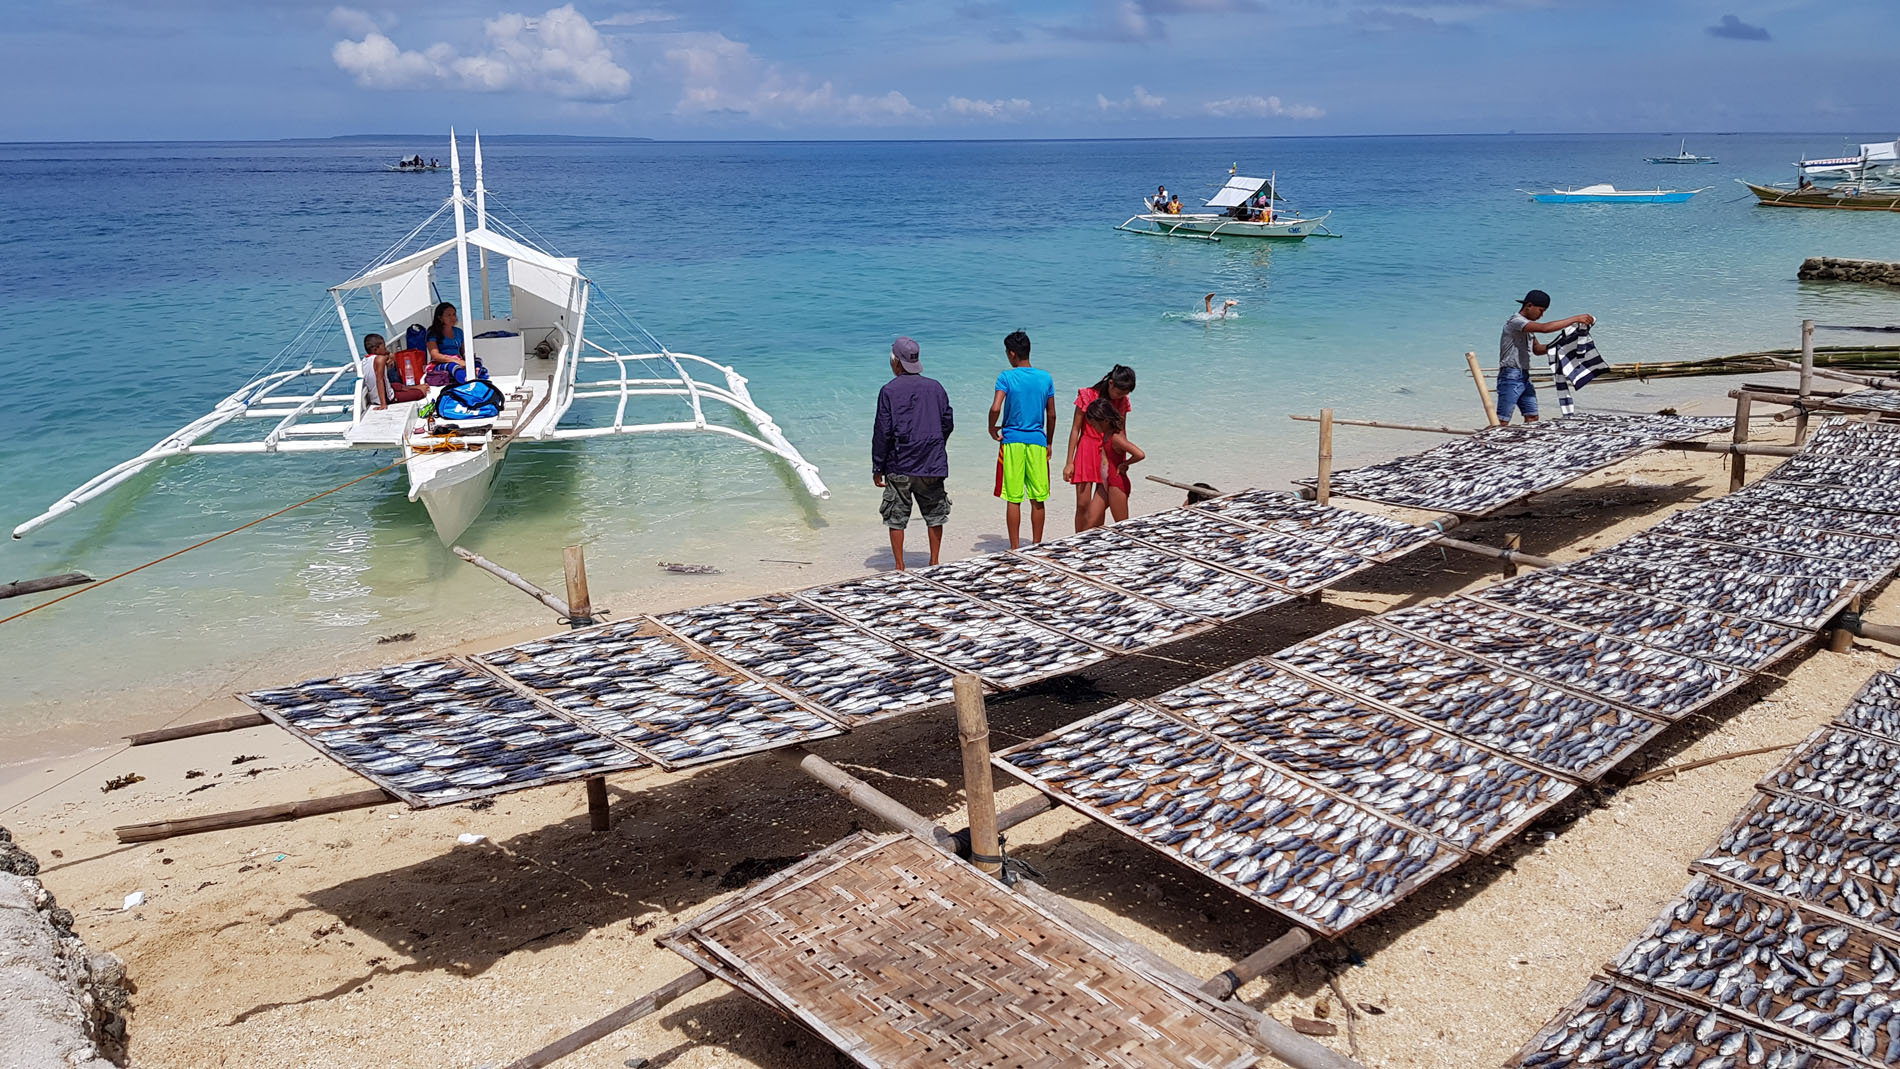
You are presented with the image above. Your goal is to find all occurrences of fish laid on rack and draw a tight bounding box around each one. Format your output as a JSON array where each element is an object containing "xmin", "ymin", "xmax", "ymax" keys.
[
  {"xmin": 1506, "ymin": 977, "xmax": 1858, "ymax": 1069},
  {"xmin": 1188, "ymin": 489, "xmax": 1437, "ymax": 561},
  {"xmin": 1805, "ymin": 416, "xmax": 1900, "ymax": 459},
  {"xmin": 796, "ymin": 571, "xmax": 1105, "ymax": 688},
  {"xmin": 1676, "ymin": 491, "xmax": 1900, "ymax": 540},
  {"xmin": 1695, "ymin": 792, "xmax": 1900, "ymax": 937},
  {"xmin": 1763, "ymin": 727, "xmax": 1900, "ymax": 824},
  {"xmin": 1585, "ymin": 531, "xmax": 1883, "ymax": 581},
  {"xmin": 1736, "ymin": 478, "xmax": 1900, "ymax": 519},
  {"xmin": 1559, "ymin": 553, "xmax": 1863, "ymax": 630},
  {"xmin": 1768, "ymin": 453, "xmax": 1900, "ymax": 490},
  {"xmin": 1609, "ymin": 873, "xmax": 1900, "ymax": 1065},
  {"xmin": 1108, "ymin": 509, "xmax": 1375, "ymax": 591},
  {"xmin": 1272, "ymin": 620, "xmax": 1664, "ymax": 780},
  {"xmin": 1839, "ymin": 670, "xmax": 1900, "ymax": 741},
  {"xmin": 1826, "ymin": 390, "xmax": 1900, "ymax": 416},
  {"xmin": 657, "ymin": 597, "xmax": 957, "ymax": 724},
  {"xmin": 1379, "ymin": 598, "xmax": 1743, "ymax": 719},
  {"xmin": 1654, "ymin": 509, "xmax": 1900, "ymax": 567},
  {"xmin": 1143, "ymin": 662, "xmax": 1574, "ymax": 852},
  {"xmin": 477, "ymin": 623, "xmax": 841, "ymax": 769},
  {"xmin": 1472, "ymin": 570, "xmax": 1807, "ymax": 672},
  {"xmin": 918, "ymin": 554, "xmax": 1208, "ymax": 651},
  {"xmin": 243, "ymin": 659, "xmax": 642, "ymax": 805},
  {"xmin": 995, "ymin": 702, "xmax": 1465, "ymax": 936},
  {"xmin": 1017, "ymin": 527, "xmax": 1295, "ymax": 620}
]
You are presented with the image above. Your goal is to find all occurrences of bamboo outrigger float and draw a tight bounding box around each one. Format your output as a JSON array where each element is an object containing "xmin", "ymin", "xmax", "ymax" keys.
[{"xmin": 14, "ymin": 129, "xmax": 829, "ymax": 545}]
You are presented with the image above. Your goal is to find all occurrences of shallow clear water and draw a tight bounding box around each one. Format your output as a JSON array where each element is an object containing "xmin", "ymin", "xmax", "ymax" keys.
[{"xmin": 3, "ymin": 133, "xmax": 1898, "ymax": 736}]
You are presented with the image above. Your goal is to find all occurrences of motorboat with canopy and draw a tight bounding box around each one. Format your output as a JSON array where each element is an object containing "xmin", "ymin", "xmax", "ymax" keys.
[
  {"xmin": 1798, "ymin": 139, "xmax": 1899, "ymax": 178},
  {"xmin": 1523, "ymin": 184, "xmax": 1707, "ymax": 203},
  {"xmin": 1644, "ymin": 139, "xmax": 1716, "ymax": 164},
  {"xmin": 1116, "ymin": 173, "xmax": 1335, "ymax": 241},
  {"xmin": 15, "ymin": 130, "xmax": 829, "ymax": 545}
]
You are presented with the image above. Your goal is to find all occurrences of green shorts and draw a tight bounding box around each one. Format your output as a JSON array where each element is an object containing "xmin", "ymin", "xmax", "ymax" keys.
[{"xmin": 998, "ymin": 442, "xmax": 1050, "ymax": 504}]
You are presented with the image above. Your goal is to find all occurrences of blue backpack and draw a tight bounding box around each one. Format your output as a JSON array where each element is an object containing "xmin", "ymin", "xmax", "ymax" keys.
[
  {"xmin": 435, "ymin": 380, "xmax": 505, "ymax": 420},
  {"xmin": 403, "ymin": 323, "xmax": 428, "ymax": 352}
]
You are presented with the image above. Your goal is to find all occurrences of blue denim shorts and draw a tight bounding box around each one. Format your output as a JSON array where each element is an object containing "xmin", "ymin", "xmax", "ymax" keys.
[{"xmin": 1497, "ymin": 366, "xmax": 1538, "ymax": 420}]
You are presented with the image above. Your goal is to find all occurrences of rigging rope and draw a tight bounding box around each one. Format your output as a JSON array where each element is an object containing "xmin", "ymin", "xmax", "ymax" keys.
[{"xmin": 1, "ymin": 455, "xmax": 417, "ymax": 628}]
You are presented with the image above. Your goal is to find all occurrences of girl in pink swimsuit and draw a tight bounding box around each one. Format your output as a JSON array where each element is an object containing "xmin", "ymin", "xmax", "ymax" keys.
[
  {"xmin": 1080, "ymin": 399, "xmax": 1146, "ymax": 529},
  {"xmin": 1062, "ymin": 365, "xmax": 1137, "ymax": 531}
]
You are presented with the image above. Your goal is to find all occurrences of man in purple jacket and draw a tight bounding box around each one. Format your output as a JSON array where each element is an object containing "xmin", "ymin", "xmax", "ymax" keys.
[{"xmin": 873, "ymin": 336, "xmax": 954, "ymax": 570}]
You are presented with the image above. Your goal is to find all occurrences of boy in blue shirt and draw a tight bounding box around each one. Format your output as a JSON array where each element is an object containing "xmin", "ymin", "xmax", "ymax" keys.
[{"xmin": 987, "ymin": 330, "xmax": 1057, "ymax": 549}]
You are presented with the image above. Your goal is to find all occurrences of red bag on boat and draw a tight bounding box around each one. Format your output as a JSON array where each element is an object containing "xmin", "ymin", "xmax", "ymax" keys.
[{"xmin": 393, "ymin": 349, "xmax": 427, "ymax": 386}]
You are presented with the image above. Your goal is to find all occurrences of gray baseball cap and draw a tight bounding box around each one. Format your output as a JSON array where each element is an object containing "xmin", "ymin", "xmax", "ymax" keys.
[{"xmin": 891, "ymin": 336, "xmax": 921, "ymax": 373}]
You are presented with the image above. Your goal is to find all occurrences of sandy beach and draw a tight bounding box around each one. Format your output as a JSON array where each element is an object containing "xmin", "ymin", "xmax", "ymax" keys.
[{"xmin": 6, "ymin": 383, "xmax": 1892, "ymax": 1069}]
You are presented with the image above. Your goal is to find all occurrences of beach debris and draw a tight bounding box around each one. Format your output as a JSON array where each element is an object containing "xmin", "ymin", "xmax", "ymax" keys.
[
  {"xmin": 659, "ymin": 562, "xmax": 721, "ymax": 575},
  {"xmin": 100, "ymin": 773, "xmax": 144, "ymax": 793},
  {"xmin": 1358, "ymin": 1003, "xmax": 1385, "ymax": 1015},
  {"xmin": 465, "ymin": 798, "xmax": 495, "ymax": 811},
  {"xmin": 120, "ymin": 891, "xmax": 144, "ymax": 911},
  {"xmin": 1291, "ymin": 1017, "xmax": 1338, "ymax": 1037},
  {"xmin": 455, "ymin": 833, "xmax": 486, "ymax": 846},
  {"xmin": 230, "ymin": 754, "xmax": 264, "ymax": 766},
  {"xmin": 0, "ymin": 839, "xmax": 39, "ymax": 876},
  {"xmin": 184, "ymin": 769, "xmax": 205, "ymax": 779},
  {"xmin": 758, "ymin": 558, "xmax": 812, "ymax": 565},
  {"xmin": 376, "ymin": 631, "xmax": 417, "ymax": 645}
]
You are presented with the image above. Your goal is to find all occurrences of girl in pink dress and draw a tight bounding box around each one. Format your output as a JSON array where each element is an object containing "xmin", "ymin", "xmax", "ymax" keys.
[
  {"xmin": 1062, "ymin": 365, "xmax": 1136, "ymax": 532},
  {"xmin": 1081, "ymin": 399, "xmax": 1146, "ymax": 529}
]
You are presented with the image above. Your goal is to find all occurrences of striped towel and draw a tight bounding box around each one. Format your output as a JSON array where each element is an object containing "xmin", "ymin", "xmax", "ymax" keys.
[{"xmin": 1548, "ymin": 324, "xmax": 1609, "ymax": 416}]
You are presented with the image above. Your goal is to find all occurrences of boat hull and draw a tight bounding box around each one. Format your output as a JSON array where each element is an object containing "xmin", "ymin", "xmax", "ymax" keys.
[
  {"xmin": 411, "ymin": 444, "xmax": 501, "ymax": 544},
  {"xmin": 1126, "ymin": 212, "xmax": 1323, "ymax": 240},
  {"xmin": 1530, "ymin": 191, "xmax": 1698, "ymax": 203},
  {"xmin": 1744, "ymin": 182, "xmax": 1900, "ymax": 211}
]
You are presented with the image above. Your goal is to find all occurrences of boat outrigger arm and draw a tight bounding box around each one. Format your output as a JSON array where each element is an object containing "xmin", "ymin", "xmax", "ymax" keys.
[{"xmin": 15, "ymin": 128, "xmax": 828, "ymax": 542}]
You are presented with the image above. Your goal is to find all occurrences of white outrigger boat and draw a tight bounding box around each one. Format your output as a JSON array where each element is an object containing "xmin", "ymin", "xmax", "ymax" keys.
[
  {"xmin": 1116, "ymin": 173, "xmax": 1334, "ymax": 242},
  {"xmin": 15, "ymin": 130, "xmax": 829, "ymax": 545}
]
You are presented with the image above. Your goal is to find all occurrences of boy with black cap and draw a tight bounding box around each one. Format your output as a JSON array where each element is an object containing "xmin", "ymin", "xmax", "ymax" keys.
[
  {"xmin": 872, "ymin": 336, "xmax": 954, "ymax": 570},
  {"xmin": 1499, "ymin": 289, "xmax": 1595, "ymax": 424}
]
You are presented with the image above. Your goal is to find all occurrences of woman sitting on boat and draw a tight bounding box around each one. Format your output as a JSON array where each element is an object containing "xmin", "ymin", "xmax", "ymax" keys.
[{"xmin": 425, "ymin": 301, "xmax": 487, "ymax": 384}]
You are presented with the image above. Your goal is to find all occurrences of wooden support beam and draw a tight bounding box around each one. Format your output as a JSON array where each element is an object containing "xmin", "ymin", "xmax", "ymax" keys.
[
  {"xmin": 1434, "ymin": 537, "xmax": 1557, "ymax": 570},
  {"xmin": 1466, "ymin": 351, "xmax": 1501, "ymax": 427},
  {"xmin": 116, "ymin": 788, "xmax": 398, "ymax": 843},
  {"xmin": 774, "ymin": 748, "xmax": 960, "ymax": 852},
  {"xmin": 1831, "ymin": 596, "xmax": 1864, "ymax": 653},
  {"xmin": 1315, "ymin": 409, "xmax": 1334, "ymax": 507},
  {"xmin": 954, "ymin": 675, "xmax": 1002, "ymax": 877},
  {"xmin": 1502, "ymin": 534, "xmax": 1521, "ymax": 579},
  {"xmin": 586, "ymin": 776, "xmax": 610, "ymax": 832},
  {"xmin": 1671, "ymin": 441, "xmax": 1802, "ymax": 458},
  {"xmin": 1202, "ymin": 929, "xmax": 1316, "ymax": 999},
  {"xmin": 453, "ymin": 545, "xmax": 573, "ymax": 619},
  {"xmin": 0, "ymin": 572, "xmax": 93, "ymax": 601},
  {"xmin": 1729, "ymin": 394, "xmax": 1753, "ymax": 492},
  {"xmin": 1831, "ymin": 610, "xmax": 1900, "ymax": 648},
  {"xmin": 1765, "ymin": 358, "xmax": 1900, "ymax": 391},
  {"xmin": 1796, "ymin": 319, "xmax": 1815, "ymax": 446},
  {"xmin": 995, "ymin": 792, "xmax": 1059, "ymax": 834},
  {"xmin": 1143, "ymin": 474, "xmax": 1224, "ymax": 503},
  {"xmin": 497, "ymin": 967, "xmax": 713, "ymax": 1069},
  {"xmin": 562, "ymin": 545, "xmax": 595, "ymax": 627},
  {"xmin": 1288, "ymin": 414, "xmax": 1475, "ymax": 435},
  {"xmin": 126, "ymin": 712, "xmax": 270, "ymax": 747}
]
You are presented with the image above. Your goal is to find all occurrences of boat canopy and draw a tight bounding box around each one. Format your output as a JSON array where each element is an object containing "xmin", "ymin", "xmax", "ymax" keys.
[
  {"xmin": 332, "ymin": 226, "xmax": 583, "ymax": 294},
  {"xmin": 1205, "ymin": 176, "xmax": 1276, "ymax": 208}
]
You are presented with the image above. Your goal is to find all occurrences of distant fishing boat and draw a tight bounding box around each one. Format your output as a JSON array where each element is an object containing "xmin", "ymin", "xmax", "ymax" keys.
[
  {"xmin": 1798, "ymin": 139, "xmax": 1899, "ymax": 178},
  {"xmin": 16, "ymin": 129, "xmax": 829, "ymax": 545},
  {"xmin": 1524, "ymin": 184, "xmax": 1707, "ymax": 204},
  {"xmin": 1741, "ymin": 180, "xmax": 1900, "ymax": 212},
  {"xmin": 1116, "ymin": 172, "xmax": 1335, "ymax": 242},
  {"xmin": 1645, "ymin": 139, "xmax": 1717, "ymax": 165},
  {"xmin": 388, "ymin": 155, "xmax": 443, "ymax": 172}
]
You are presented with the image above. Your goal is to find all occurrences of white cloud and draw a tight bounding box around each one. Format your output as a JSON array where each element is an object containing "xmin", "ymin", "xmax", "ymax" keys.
[
  {"xmin": 946, "ymin": 96, "xmax": 1031, "ymax": 119},
  {"xmin": 1205, "ymin": 94, "xmax": 1324, "ymax": 119},
  {"xmin": 1097, "ymin": 85, "xmax": 1167, "ymax": 113},
  {"xmin": 665, "ymin": 31, "xmax": 916, "ymax": 123},
  {"xmin": 332, "ymin": 4, "xmax": 632, "ymax": 101},
  {"xmin": 595, "ymin": 10, "xmax": 679, "ymax": 27},
  {"xmin": 328, "ymin": 6, "xmax": 384, "ymax": 38}
]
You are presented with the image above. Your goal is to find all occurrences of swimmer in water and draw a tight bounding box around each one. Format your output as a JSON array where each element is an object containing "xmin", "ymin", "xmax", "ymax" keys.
[{"xmin": 1204, "ymin": 293, "xmax": 1239, "ymax": 319}]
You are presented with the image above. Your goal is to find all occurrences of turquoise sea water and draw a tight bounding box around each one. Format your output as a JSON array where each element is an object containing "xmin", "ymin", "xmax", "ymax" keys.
[{"xmin": 4, "ymin": 133, "xmax": 1899, "ymax": 740}]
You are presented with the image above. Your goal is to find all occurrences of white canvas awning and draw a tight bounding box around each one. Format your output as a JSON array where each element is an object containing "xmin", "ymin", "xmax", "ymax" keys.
[
  {"xmin": 1205, "ymin": 176, "xmax": 1273, "ymax": 208},
  {"xmin": 332, "ymin": 228, "xmax": 584, "ymax": 293}
]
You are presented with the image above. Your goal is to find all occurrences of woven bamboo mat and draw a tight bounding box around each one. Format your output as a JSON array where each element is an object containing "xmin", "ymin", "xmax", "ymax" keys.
[{"xmin": 660, "ymin": 833, "xmax": 1265, "ymax": 1069}]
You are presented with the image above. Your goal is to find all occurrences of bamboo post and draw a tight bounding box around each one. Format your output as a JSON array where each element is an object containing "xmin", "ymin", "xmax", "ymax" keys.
[
  {"xmin": 994, "ymin": 793, "xmax": 1059, "ymax": 835},
  {"xmin": 126, "ymin": 712, "xmax": 270, "ymax": 746},
  {"xmin": 1315, "ymin": 409, "xmax": 1334, "ymax": 507},
  {"xmin": 1831, "ymin": 595, "xmax": 1863, "ymax": 653},
  {"xmin": 1796, "ymin": 318, "xmax": 1815, "ymax": 445},
  {"xmin": 1203, "ymin": 929, "xmax": 1315, "ymax": 999},
  {"xmin": 773, "ymin": 748, "xmax": 961, "ymax": 852},
  {"xmin": 586, "ymin": 776, "xmax": 610, "ymax": 832},
  {"xmin": 498, "ymin": 967, "xmax": 713, "ymax": 1069},
  {"xmin": 562, "ymin": 545, "xmax": 594, "ymax": 627},
  {"xmin": 1288, "ymin": 414, "xmax": 1474, "ymax": 435},
  {"xmin": 1502, "ymin": 534, "xmax": 1521, "ymax": 578},
  {"xmin": 453, "ymin": 546, "xmax": 573, "ymax": 618},
  {"xmin": 116, "ymin": 788, "xmax": 398, "ymax": 843},
  {"xmin": 0, "ymin": 572, "xmax": 93, "ymax": 600},
  {"xmin": 1466, "ymin": 352, "xmax": 1500, "ymax": 427},
  {"xmin": 1434, "ymin": 537, "xmax": 1556, "ymax": 570},
  {"xmin": 954, "ymin": 675, "xmax": 1002, "ymax": 877},
  {"xmin": 1729, "ymin": 394, "xmax": 1753, "ymax": 492}
]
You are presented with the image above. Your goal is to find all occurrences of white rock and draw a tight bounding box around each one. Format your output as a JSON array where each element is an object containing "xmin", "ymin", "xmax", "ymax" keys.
[
  {"xmin": 456, "ymin": 833, "xmax": 487, "ymax": 846},
  {"xmin": 119, "ymin": 892, "xmax": 143, "ymax": 911}
]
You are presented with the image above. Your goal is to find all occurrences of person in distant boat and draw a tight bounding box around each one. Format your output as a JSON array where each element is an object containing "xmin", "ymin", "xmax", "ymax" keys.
[
  {"xmin": 364, "ymin": 333, "xmax": 426, "ymax": 409},
  {"xmin": 1204, "ymin": 293, "xmax": 1238, "ymax": 318},
  {"xmin": 1153, "ymin": 184, "xmax": 1170, "ymax": 211},
  {"xmin": 1063, "ymin": 364, "xmax": 1136, "ymax": 530},
  {"xmin": 1798, "ymin": 175, "xmax": 1815, "ymax": 191},
  {"xmin": 873, "ymin": 337, "xmax": 954, "ymax": 571},
  {"xmin": 1166, "ymin": 195, "xmax": 1183, "ymax": 214},
  {"xmin": 426, "ymin": 301, "xmax": 487, "ymax": 383},
  {"xmin": 1251, "ymin": 193, "xmax": 1273, "ymax": 223},
  {"xmin": 1498, "ymin": 289, "xmax": 1595, "ymax": 425}
]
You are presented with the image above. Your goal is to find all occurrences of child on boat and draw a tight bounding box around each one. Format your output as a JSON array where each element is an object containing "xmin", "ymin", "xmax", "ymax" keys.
[
  {"xmin": 364, "ymin": 333, "xmax": 427, "ymax": 409},
  {"xmin": 1063, "ymin": 364, "xmax": 1136, "ymax": 531},
  {"xmin": 988, "ymin": 330, "xmax": 1056, "ymax": 550},
  {"xmin": 1081, "ymin": 399, "xmax": 1145, "ymax": 530}
]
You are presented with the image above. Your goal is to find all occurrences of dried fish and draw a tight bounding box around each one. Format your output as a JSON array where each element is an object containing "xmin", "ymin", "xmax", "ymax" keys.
[
  {"xmin": 479, "ymin": 623, "xmax": 842, "ymax": 768},
  {"xmin": 1558, "ymin": 553, "xmax": 1861, "ymax": 630},
  {"xmin": 657, "ymin": 597, "xmax": 956, "ymax": 724},
  {"xmin": 1020, "ymin": 527, "xmax": 1295, "ymax": 620},
  {"xmin": 918, "ymin": 553, "xmax": 1207, "ymax": 651},
  {"xmin": 1697, "ymin": 792, "xmax": 1900, "ymax": 937},
  {"xmin": 996, "ymin": 702, "xmax": 1465, "ymax": 936},
  {"xmin": 1590, "ymin": 531, "xmax": 1880, "ymax": 580},
  {"xmin": 797, "ymin": 571, "xmax": 1106, "ymax": 687},
  {"xmin": 1735, "ymin": 478, "xmax": 1900, "ymax": 518},
  {"xmin": 1505, "ymin": 977, "xmax": 1858, "ymax": 1069},
  {"xmin": 1272, "ymin": 619, "xmax": 1664, "ymax": 779},
  {"xmin": 1676, "ymin": 491, "xmax": 1900, "ymax": 541},
  {"xmin": 1838, "ymin": 670, "xmax": 1900, "ymax": 742},
  {"xmin": 1189, "ymin": 489, "xmax": 1436, "ymax": 561},
  {"xmin": 1805, "ymin": 416, "xmax": 1900, "ymax": 459},
  {"xmin": 1108, "ymin": 509, "xmax": 1374, "ymax": 591},
  {"xmin": 1824, "ymin": 389, "xmax": 1900, "ymax": 416},
  {"xmin": 1768, "ymin": 453, "xmax": 1900, "ymax": 490},
  {"xmin": 1654, "ymin": 509, "xmax": 1900, "ymax": 568},
  {"xmin": 243, "ymin": 659, "xmax": 641, "ymax": 804},
  {"xmin": 1144, "ymin": 663, "xmax": 1574, "ymax": 851},
  {"xmin": 1763, "ymin": 727, "xmax": 1900, "ymax": 824}
]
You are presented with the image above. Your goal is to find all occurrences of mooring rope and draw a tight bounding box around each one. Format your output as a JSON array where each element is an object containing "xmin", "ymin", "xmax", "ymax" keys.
[{"xmin": 1, "ymin": 455, "xmax": 417, "ymax": 628}]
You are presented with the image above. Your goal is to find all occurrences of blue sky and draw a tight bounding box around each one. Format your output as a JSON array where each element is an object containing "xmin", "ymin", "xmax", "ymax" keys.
[{"xmin": 3, "ymin": 1, "xmax": 1893, "ymax": 140}]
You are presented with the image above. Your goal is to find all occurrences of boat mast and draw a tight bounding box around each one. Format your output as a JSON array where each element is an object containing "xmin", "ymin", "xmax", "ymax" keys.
[
  {"xmin": 448, "ymin": 129, "xmax": 474, "ymax": 337},
  {"xmin": 474, "ymin": 131, "xmax": 491, "ymax": 321}
]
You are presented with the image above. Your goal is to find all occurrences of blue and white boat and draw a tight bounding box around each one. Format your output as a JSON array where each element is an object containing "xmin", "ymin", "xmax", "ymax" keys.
[{"xmin": 1525, "ymin": 184, "xmax": 1707, "ymax": 204}]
